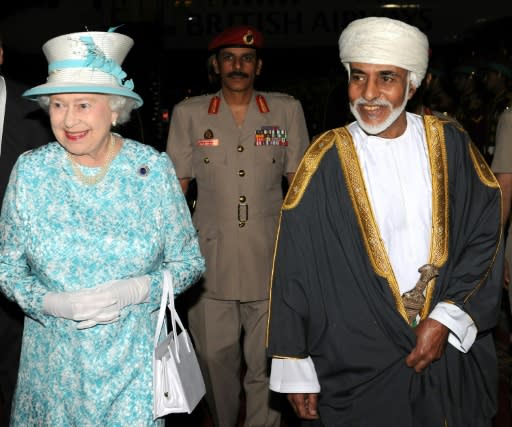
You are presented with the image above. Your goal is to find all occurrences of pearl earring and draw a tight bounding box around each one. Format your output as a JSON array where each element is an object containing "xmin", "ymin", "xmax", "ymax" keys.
[{"xmin": 112, "ymin": 120, "xmax": 117, "ymax": 127}]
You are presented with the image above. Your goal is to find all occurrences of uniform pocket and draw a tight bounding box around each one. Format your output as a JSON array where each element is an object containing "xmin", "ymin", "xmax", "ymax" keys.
[
  {"xmin": 254, "ymin": 145, "xmax": 286, "ymax": 190},
  {"xmin": 192, "ymin": 146, "xmax": 227, "ymax": 191}
]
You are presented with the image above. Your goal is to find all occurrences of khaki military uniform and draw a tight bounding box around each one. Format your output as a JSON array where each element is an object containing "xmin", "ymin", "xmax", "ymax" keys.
[
  {"xmin": 166, "ymin": 90, "xmax": 309, "ymax": 426},
  {"xmin": 491, "ymin": 107, "xmax": 512, "ymax": 171},
  {"xmin": 491, "ymin": 106, "xmax": 512, "ymax": 308}
]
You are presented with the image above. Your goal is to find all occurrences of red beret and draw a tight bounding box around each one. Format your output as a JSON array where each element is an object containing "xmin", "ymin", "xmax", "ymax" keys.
[{"xmin": 208, "ymin": 25, "xmax": 264, "ymax": 51}]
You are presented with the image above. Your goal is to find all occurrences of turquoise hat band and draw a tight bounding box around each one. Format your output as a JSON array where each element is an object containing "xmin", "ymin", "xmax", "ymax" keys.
[{"xmin": 48, "ymin": 59, "xmax": 134, "ymax": 90}]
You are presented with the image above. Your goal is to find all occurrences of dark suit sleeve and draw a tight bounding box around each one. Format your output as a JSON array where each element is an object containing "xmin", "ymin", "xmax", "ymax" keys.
[
  {"xmin": 267, "ymin": 207, "xmax": 312, "ymax": 358},
  {"xmin": 438, "ymin": 125, "xmax": 503, "ymax": 332},
  {"xmin": 1, "ymin": 79, "xmax": 52, "ymax": 204}
]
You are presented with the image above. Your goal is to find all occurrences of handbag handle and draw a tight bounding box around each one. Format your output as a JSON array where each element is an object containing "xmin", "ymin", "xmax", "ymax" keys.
[{"xmin": 153, "ymin": 270, "xmax": 191, "ymax": 362}]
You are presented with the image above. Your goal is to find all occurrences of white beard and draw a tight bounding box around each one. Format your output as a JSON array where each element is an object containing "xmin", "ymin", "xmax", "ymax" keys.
[{"xmin": 350, "ymin": 83, "xmax": 410, "ymax": 135}]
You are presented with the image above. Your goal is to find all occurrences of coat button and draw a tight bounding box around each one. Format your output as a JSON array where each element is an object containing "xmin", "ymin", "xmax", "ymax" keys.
[
  {"xmin": 203, "ymin": 157, "xmax": 210, "ymax": 164},
  {"xmin": 238, "ymin": 170, "xmax": 245, "ymax": 177},
  {"xmin": 237, "ymin": 145, "xmax": 244, "ymax": 152},
  {"xmin": 239, "ymin": 195, "xmax": 246, "ymax": 203}
]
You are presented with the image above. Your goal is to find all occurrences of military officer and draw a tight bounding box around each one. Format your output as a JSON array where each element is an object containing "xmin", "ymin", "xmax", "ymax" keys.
[
  {"xmin": 480, "ymin": 57, "xmax": 512, "ymax": 163},
  {"xmin": 491, "ymin": 106, "xmax": 512, "ymax": 352},
  {"xmin": 166, "ymin": 25, "xmax": 310, "ymax": 427}
]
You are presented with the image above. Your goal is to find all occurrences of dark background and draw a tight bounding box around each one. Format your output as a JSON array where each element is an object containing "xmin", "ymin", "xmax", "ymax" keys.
[{"xmin": 1, "ymin": 1, "xmax": 511, "ymax": 150}]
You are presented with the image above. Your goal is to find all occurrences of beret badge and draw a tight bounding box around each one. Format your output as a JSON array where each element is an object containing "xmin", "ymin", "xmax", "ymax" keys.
[{"xmin": 243, "ymin": 31, "xmax": 254, "ymax": 46}]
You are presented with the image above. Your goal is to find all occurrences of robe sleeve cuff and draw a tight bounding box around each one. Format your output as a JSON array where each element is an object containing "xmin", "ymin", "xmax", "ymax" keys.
[
  {"xmin": 269, "ymin": 356, "xmax": 321, "ymax": 393},
  {"xmin": 429, "ymin": 302, "xmax": 477, "ymax": 353}
]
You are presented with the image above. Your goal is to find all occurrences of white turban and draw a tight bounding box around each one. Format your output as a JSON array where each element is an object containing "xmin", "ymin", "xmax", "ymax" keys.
[{"xmin": 338, "ymin": 17, "xmax": 429, "ymax": 88}]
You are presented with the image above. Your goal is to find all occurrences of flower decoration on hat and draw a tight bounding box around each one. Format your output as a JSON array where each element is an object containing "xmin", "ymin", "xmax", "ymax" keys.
[{"xmin": 80, "ymin": 35, "xmax": 135, "ymax": 89}]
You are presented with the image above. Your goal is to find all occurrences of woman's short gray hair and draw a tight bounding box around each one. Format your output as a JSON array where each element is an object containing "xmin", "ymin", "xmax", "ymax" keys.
[{"xmin": 37, "ymin": 94, "xmax": 137, "ymax": 125}]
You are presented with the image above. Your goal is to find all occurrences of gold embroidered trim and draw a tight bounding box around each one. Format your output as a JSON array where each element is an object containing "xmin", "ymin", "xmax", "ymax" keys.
[
  {"xmin": 282, "ymin": 131, "xmax": 335, "ymax": 210},
  {"xmin": 270, "ymin": 119, "xmax": 459, "ymax": 328},
  {"xmin": 468, "ymin": 142, "xmax": 500, "ymax": 188},
  {"xmin": 335, "ymin": 118, "xmax": 452, "ymax": 324},
  {"xmin": 334, "ymin": 128, "xmax": 408, "ymax": 321},
  {"xmin": 266, "ymin": 210, "xmax": 282, "ymax": 348},
  {"xmin": 420, "ymin": 116, "xmax": 450, "ymax": 319}
]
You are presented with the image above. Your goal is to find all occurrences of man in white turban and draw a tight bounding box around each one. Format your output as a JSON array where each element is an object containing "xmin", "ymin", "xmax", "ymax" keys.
[
  {"xmin": 339, "ymin": 16, "xmax": 429, "ymax": 89},
  {"xmin": 267, "ymin": 16, "xmax": 503, "ymax": 427}
]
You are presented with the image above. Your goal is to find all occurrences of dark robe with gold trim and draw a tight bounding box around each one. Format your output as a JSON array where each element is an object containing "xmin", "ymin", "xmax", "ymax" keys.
[{"xmin": 267, "ymin": 116, "xmax": 503, "ymax": 427}]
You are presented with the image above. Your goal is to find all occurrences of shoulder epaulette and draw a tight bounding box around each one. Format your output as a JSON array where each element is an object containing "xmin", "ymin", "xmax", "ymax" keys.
[
  {"xmin": 208, "ymin": 96, "xmax": 220, "ymax": 114},
  {"xmin": 256, "ymin": 95, "xmax": 269, "ymax": 113}
]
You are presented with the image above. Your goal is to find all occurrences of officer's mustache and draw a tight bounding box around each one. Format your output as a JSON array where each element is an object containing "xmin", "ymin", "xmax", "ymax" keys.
[{"xmin": 227, "ymin": 71, "xmax": 249, "ymax": 78}]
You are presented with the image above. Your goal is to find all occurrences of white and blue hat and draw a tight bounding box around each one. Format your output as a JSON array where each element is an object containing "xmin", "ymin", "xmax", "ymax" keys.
[{"xmin": 23, "ymin": 28, "xmax": 143, "ymax": 107}]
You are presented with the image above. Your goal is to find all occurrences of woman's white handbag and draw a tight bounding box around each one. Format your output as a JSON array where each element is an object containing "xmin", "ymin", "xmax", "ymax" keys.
[{"xmin": 153, "ymin": 270, "xmax": 206, "ymax": 419}]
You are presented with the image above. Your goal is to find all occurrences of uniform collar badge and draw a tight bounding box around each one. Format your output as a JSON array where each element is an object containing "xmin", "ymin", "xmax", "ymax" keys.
[
  {"xmin": 208, "ymin": 96, "xmax": 220, "ymax": 114},
  {"xmin": 256, "ymin": 95, "xmax": 269, "ymax": 113}
]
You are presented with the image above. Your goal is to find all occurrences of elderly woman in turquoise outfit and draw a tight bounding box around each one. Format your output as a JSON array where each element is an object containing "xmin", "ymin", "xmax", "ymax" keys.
[{"xmin": 0, "ymin": 28, "xmax": 205, "ymax": 426}]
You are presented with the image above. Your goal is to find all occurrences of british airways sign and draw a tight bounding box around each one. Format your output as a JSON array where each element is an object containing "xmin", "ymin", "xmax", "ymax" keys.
[{"xmin": 160, "ymin": 0, "xmax": 503, "ymax": 48}]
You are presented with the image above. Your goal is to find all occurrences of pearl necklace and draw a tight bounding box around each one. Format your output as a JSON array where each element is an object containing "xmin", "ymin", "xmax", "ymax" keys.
[{"xmin": 67, "ymin": 134, "xmax": 117, "ymax": 186}]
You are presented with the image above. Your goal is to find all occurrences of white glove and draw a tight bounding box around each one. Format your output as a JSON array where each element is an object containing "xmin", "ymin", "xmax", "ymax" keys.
[
  {"xmin": 76, "ymin": 275, "xmax": 151, "ymax": 329},
  {"xmin": 43, "ymin": 288, "xmax": 119, "ymax": 326},
  {"xmin": 43, "ymin": 275, "xmax": 151, "ymax": 330}
]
